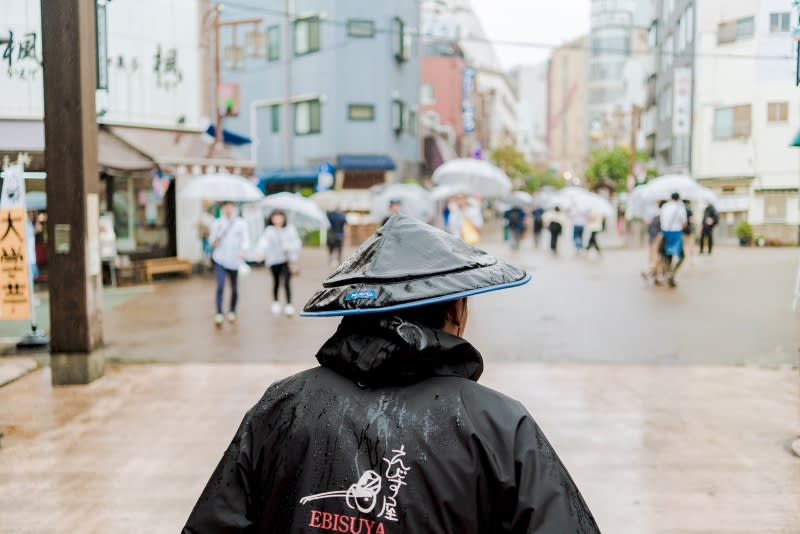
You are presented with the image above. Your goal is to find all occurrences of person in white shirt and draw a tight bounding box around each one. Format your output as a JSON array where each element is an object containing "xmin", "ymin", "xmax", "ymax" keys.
[
  {"xmin": 259, "ymin": 210, "xmax": 302, "ymax": 316},
  {"xmin": 569, "ymin": 205, "xmax": 590, "ymax": 251},
  {"xmin": 659, "ymin": 192, "xmax": 688, "ymax": 287},
  {"xmin": 447, "ymin": 195, "xmax": 483, "ymax": 244},
  {"xmin": 209, "ymin": 201, "xmax": 250, "ymax": 326}
]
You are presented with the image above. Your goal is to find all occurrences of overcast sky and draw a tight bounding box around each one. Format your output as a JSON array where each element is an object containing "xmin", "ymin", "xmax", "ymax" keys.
[{"xmin": 470, "ymin": 0, "xmax": 591, "ymax": 70}]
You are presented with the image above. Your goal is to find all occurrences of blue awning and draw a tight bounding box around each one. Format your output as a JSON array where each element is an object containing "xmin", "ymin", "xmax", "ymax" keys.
[
  {"xmin": 336, "ymin": 154, "xmax": 396, "ymax": 170},
  {"xmin": 205, "ymin": 125, "xmax": 252, "ymax": 146},
  {"xmin": 258, "ymin": 167, "xmax": 319, "ymax": 188}
]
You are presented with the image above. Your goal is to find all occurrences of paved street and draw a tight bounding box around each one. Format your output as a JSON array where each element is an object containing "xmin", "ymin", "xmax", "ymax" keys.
[
  {"xmin": 98, "ymin": 243, "xmax": 799, "ymax": 366},
  {"xmin": 0, "ymin": 242, "xmax": 798, "ymax": 533},
  {"xmin": 0, "ymin": 362, "xmax": 797, "ymax": 533}
]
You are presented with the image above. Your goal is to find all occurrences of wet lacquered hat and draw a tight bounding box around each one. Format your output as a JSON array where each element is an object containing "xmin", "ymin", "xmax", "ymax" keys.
[{"xmin": 302, "ymin": 214, "xmax": 531, "ymax": 317}]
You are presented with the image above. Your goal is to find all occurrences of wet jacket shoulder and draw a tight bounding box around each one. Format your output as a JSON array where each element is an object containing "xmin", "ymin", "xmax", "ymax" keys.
[{"xmin": 183, "ymin": 318, "xmax": 599, "ymax": 534}]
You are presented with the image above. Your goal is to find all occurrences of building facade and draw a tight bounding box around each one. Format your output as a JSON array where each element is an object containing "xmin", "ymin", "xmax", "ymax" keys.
[
  {"xmin": 219, "ymin": 0, "xmax": 421, "ymax": 191},
  {"xmin": 512, "ymin": 62, "xmax": 549, "ymax": 164},
  {"xmin": 547, "ymin": 36, "xmax": 588, "ymax": 178},
  {"xmin": 691, "ymin": 0, "xmax": 799, "ymax": 244},
  {"xmin": 1, "ymin": 0, "xmax": 250, "ymax": 265},
  {"xmin": 587, "ymin": 0, "xmax": 653, "ymax": 154}
]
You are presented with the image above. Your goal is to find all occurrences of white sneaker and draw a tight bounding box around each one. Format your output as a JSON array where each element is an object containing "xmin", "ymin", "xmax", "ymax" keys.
[
  {"xmin": 214, "ymin": 313, "xmax": 224, "ymax": 327},
  {"xmin": 284, "ymin": 304, "xmax": 295, "ymax": 316},
  {"xmin": 227, "ymin": 312, "xmax": 237, "ymax": 323},
  {"xmin": 271, "ymin": 302, "xmax": 282, "ymax": 315}
]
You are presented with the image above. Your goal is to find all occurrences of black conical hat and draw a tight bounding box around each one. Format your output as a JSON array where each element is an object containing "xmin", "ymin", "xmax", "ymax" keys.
[{"xmin": 302, "ymin": 214, "xmax": 530, "ymax": 316}]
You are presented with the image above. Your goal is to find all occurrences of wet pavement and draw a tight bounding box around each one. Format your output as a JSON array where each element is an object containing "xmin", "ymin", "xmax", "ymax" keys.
[
  {"xmin": 0, "ymin": 362, "xmax": 797, "ymax": 533},
  {"xmin": 100, "ymin": 244, "xmax": 799, "ymax": 366}
]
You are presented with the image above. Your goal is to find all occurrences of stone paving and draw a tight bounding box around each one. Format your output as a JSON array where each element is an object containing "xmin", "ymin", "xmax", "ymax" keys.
[{"xmin": 0, "ymin": 363, "xmax": 797, "ymax": 533}]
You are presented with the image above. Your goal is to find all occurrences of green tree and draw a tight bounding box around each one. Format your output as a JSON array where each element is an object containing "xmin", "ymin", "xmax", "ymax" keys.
[
  {"xmin": 490, "ymin": 145, "xmax": 534, "ymax": 182},
  {"xmin": 525, "ymin": 166, "xmax": 566, "ymax": 192},
  {"xmin": 585, "ymin": 147, "xmax": 631, "ymax": 191}
]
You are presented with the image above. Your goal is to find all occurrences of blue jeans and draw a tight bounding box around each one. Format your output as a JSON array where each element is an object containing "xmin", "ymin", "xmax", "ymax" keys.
[
  {"xmin": 214, "ymin": 262, "xmax": 238, "ymax": 314},
  {"xmin": 572, "ymin": 225, "xmax": 585, "ymax": 250}
]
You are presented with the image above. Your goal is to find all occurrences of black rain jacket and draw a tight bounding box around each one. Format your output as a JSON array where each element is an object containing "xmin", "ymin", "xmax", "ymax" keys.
[{"xmin": 183, "ymin": 317, "xmax": 600, "ymax": 533}]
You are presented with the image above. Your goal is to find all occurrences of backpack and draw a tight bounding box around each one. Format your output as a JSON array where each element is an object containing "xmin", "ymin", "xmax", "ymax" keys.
[{"xmin": 548, "ymin": 220, "xmax": 562, "ymax": 235}]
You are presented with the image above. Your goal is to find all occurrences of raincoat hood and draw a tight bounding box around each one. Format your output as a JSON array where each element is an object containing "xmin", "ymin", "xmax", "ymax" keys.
[
  {"xmin": 302, "ymin": 214, "xmax": 531, "ymax": 316},
  {"xmin": 316, "ymin": 316, "xmax": 483, "ymax": 387}
]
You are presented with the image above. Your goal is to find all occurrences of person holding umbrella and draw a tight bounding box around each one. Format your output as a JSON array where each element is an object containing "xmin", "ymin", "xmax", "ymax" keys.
[
  {"xmin": 209, "ymin": 201, "xmax": 250, "ymax": 326},
  {"xmin": 700, "ymin": 203, "xmax": 719, "ymax": 254},
  {"xmin": 184, "ymin": 215, "xmax": 599, "ymax": 533}
]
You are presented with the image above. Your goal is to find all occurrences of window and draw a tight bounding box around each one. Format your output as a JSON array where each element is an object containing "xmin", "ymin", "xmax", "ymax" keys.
[
  {"xmin": 348, "ymin": 103, "xmax": 375, "ymax": 121},
  {"xmin": 392, "ymin": 99, "xmax": 405, "ymax": 133},
  {"xmin": 347, "ymin": 19, "xmax": 375, "ymax": 38},
  {"xmin": 267, "ymin": 25, "xmax": 280, "ymax": 61},
  {"xmin": 392, "ymin": 17, "xmax": 408, "ymax": 61},
  {"xmin": 648, "ymin": 21, "xmax": 659, "ymax": 48},
  {"xmin": 685, "ymin": 6, "xmax": 694, "ymax": 43},
  {"xmin": 646, "ymin": 74, "xmax": 657, "ymax": 108},
  {"xmin": 719, "ymin": 16, "xmax": 755, "ymax": 43},
  {"xmin": 271, "ymin": 104, "xmax": 280, "ymax": 133},
  {"xmin": 672, "ymin": 135, "xmax": 690, "ymax": 166},
  {"xmin": 408, "ymin": 109, "xmax": 417, "ymax": 136},
  {"xmin": 294, "ymin": 98, "xmax": 321, "ymax": 135},
  {"xmin": 767, "ymin": 102, "xmax": 788, "ymax": 123},
  {"xmin": 764, "ymin": 195, "xmax": 787, "ymax": 221},
  {"xmin": 714, "ymin": 105, "xmax": 751, "ymax": 139},
  {"xmin": 770, "ymin": 12, "xmax": 791, "ymax": 33},
  {"xmin": 421, "ymin": 83, "xmax": 434, "ymax": 105},
  {"xmin": 736, "ymin": 17, "xmax": 755, "ymax": 39},
  {"xmin": 294, "ymin": 16, "xmax": 320, "ymax": 56}
]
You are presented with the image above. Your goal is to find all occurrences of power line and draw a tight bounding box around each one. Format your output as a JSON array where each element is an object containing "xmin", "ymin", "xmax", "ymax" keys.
[{"xmin": 214, "ymin": 0, "xmax": 797, "ymax": 62}]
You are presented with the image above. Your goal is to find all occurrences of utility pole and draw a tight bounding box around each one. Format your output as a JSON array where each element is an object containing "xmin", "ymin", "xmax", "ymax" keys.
[
  {"xmin": 40, "ymin": 0, "xmax": 104, "ymax": 384},
  {"xmin": 206, "ymin": 3, "xmax": 262, "ymax": 158}
]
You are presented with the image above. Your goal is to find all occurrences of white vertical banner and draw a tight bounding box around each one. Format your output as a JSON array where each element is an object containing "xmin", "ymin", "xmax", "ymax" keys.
[{"xmin": 672, "ymin": 67, "xmax": 692, "ymax": 136}]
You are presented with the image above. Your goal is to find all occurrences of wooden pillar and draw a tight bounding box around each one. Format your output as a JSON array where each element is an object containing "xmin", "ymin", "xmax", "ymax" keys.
[{"xmin": 40, "ymin": 0, "xmax": 104, "ymax": 384}]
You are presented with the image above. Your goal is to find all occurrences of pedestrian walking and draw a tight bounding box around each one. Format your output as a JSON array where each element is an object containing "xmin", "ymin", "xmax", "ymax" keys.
[
  {"xmin": 183, "ymin": 214, "xmax": 600, "ymax": 534},
  {"xmin": 642, "ymin": 200, "xmax": 666, "ymax": 285},
  {"xmin": 259, "ymin": 209, "xmax": 302, "ymax": 316},
  {"xmin": 700, "ymin": 203, "xmax": 719, "ymax": 254},
  {"xmin": 660, "ymin": 193, "xmax": 688, "ymax": 288},
  {"xmin": 531, "ymin": 205, "xmax": 544, "ymax": 248},
  {"xmin": 545, "ymin": 206, "xmax": 566, "ymax": 255},
  {"xmin": 447, "ymin": 195, "xmax": 483, "ymax": 245},
  {"xmin": 586, "ymin": 212, "xmax": 603, "ymax": 255},
  {"xmin": 503, "ymin": 205, "xmax": 526, "ymax": 250},
  {"xmin": 382, "ymin": 199, "xmax": 402, "ymax": 226},
  {"xmin": 209, "ymin": 201, "xmax": 250, "ymax": 326},
  {"xmin": 326, "ymin": 208, "xmax": 347, "ymax": 266},
  {"xmin": 569, "ymin": 205, "xmax": 589, "ymax": 251}
]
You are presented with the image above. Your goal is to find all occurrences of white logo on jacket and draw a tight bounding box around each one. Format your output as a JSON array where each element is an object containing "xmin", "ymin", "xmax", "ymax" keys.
[{"xmin": 300, "ymin": 445, "xmax": 411, "ymax": 522}]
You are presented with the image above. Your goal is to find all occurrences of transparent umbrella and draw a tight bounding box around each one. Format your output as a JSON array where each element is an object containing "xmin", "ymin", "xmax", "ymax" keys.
[
  {"xmin": 371, "ymin": 183, "xmax": 435, "ymax": 222},
  {"xmin": 261, "ymin": 192, "xmax": 330, "ymax": 230},
  {"xmin": 548, "ymin": 187, "xmax": 615, "ymax": 217},
  {"xmin": 432, "ymin": 158, "xmax": 512, "ymax": 198},
  {"xmin": 180, "ymin": 173, "xmax": 264, "ymax": 202}
]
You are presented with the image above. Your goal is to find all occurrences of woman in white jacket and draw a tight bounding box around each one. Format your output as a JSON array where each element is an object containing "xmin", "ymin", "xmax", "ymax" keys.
[{"xmin": 259, "ymin": 210, "xmax": 302, "ymax": 316}]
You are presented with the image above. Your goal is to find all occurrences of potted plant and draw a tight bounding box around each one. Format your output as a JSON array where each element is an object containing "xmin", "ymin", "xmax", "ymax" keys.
[{"xmin": 735, "ymin": 221, "xmax": 753, "ymax": 246}]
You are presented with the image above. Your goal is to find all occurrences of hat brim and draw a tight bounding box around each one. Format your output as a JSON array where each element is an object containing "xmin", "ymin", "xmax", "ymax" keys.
[{"xmin": 301, "ymin": 272, "xmax": 531, "ymax": 317}]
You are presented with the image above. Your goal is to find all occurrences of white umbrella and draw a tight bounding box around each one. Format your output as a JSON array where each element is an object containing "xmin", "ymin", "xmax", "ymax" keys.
[
  {"xmin": 548, "ymin": 186, "xmax": 615, "ymax": 217},
  {"xmin": 371, "ymin": 183, "xmax": 435, "ymax": 222},
  {"xmin": 632, "ymin": 174, "xmax": 717, "ymax": 204},
  {"xmin": 261, "ymin": 192, "xmax": 330, "ymax": 229},
  {"xmin": 432, "ymin": 158, "xmax": 512, "ymax": 198},
  {"xmin": 431, "ymin": 183, "xmax": 473, "ymax": 201},
  {"xmin": 180, "ymin": 173, "xmax": 263, "ymax": 202}
]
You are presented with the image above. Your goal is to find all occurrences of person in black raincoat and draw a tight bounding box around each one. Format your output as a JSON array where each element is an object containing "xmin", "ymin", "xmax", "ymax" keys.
[{"xmin": 183, "ymin": 214, "xmax": 600, "ymax": 534}]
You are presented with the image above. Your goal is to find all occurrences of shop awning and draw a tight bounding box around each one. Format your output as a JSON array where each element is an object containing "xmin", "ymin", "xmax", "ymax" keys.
[
  {"xmin": 336, "ymin": 154, "xmax": 396, "ymax": 170},
  {"xmin": 107, "ymin": 125, "xmax": 255, "ymax": 175},
  {"xmin": 98, "ymin": 129, "xmax": 155, "ymax": 175},
  {"xmin": 205, "ymin": 125, "xmax": 252, "ymax": 146},
  {"xmin": 790, "ymin": 128, "xmax": 800, "ymax": 147},
  {"xmin": 259, "ymin": 167, "xmax": 319, "ymax": 185}
]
